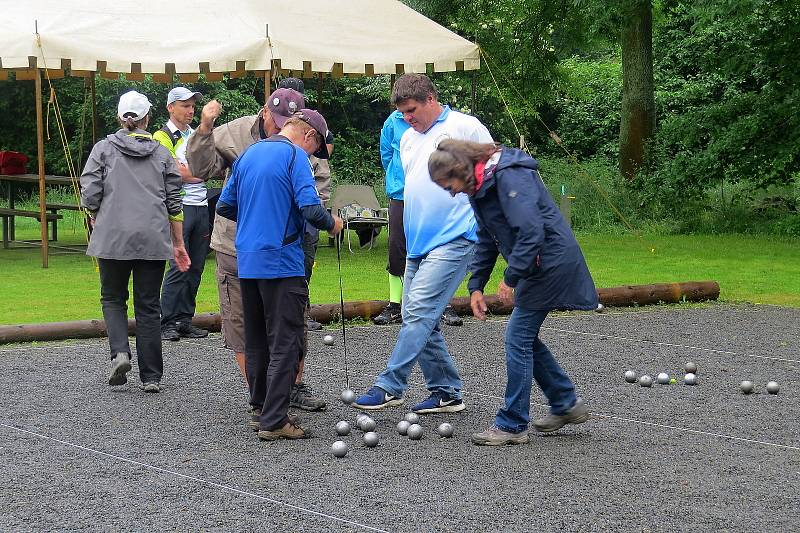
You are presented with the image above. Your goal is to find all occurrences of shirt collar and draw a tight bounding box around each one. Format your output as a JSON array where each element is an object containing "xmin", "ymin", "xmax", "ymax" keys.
[
  {"xmin": 422, "ymin": 105, "xmax": 450, "ymax": 134},
  {"xmin": 166, "ymin": 119, "xmax": 193, "ymax": 137}
]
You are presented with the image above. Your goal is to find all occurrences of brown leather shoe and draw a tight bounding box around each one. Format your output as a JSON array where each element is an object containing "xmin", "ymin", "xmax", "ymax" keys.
[
  {"xmin": 249, "ymin": 410, "xmax": 300, "ymax": 432},
  {"xmin": 258, "ymin": 421, "xmax": 311, "ymax": 441}
]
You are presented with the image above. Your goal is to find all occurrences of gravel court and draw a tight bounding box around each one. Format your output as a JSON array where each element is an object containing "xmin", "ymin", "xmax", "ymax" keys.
[{"xmin": 1, "ymin": 303, "xmax": 799, "ymax": 531}]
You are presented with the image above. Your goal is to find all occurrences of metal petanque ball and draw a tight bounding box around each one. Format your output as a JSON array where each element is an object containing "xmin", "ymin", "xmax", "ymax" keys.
[
  {"xmin": 436, "ymin": 422, "xmax": 454, "ymax": 438},
  {"xmin": 766, "ymin": 381, "xmax": 780, "ymax": 395},
  {"xmin": 624, "ymin": 370, "xmax": 637, "ymax": 383},
  {"xmin": 407, "ymin": 423, "xmax": 423, "ymax": 440},
  {"xmin": 396, "ymin": 420, "xmax": 411, "ymax": 435},
  {"xmin": 359, "ymin": 417, "xmax": 377, "ymax": 432},
  {"xmin": 363, "ymin": 431, "xmax": 379, "ymax": 447},
  {"xmin": 740, "ymin": 380, "xmax": 755, "ymax": 394},
  {"xmin": 639, "ymin": 375, "xmax": 653, "ymax": 387},
  {"xmin": 684, "ymin": 373, "xmax": 697, "ymax": 386},
  {"xmin": 323, "ymin": 334, "xmax": 334, "ymax": 346},
  {"xmin": 657, "ymin": 372, "xmax": 670, "ymax": 385},
  {"xmin": 404, "ymin": 412, "xmax": 420, "ymax": 424},
  {"xmin": 685, "ymin": 361, "xmax": 698, "ymax": 374},
  {"xmin": 331, "ymin": 440, "xmax": 348, "ymax": 458},
  {"xmin": 340, "ymin": 389, "xmax": 356, "ymax": 405},
  {"xmin": 335, "ymin": 421, "xmax": 351, "ymax": 436}
]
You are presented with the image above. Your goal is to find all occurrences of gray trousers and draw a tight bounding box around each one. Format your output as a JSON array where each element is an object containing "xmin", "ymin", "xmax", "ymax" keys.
[
  {"xmin": 160, "ymin": 205, "xmax": 210, "ymax": 328},
  {"xmin": 98, "ymin": 258, "xmax": 166, "ymax": 383}
]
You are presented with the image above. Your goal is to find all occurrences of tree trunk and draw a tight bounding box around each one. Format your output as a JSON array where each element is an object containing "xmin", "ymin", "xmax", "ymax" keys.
[{"xmin": 619, "ymin": 0, "xmax": 655, "ymax": 181}]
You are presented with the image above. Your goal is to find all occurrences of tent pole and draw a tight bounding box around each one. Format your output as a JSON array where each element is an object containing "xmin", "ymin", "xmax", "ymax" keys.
[
  {"xmin": 90, "ymin": 73, "xmax": 97, "ymax": 145},
  {"xmin": 264, "ymin": 70, "xmax": 271, "ymax": 103},
  {"xmin": 317, "ymin": 73, "xmax": 324, "ymax": 112},
  {"xmin": 35, "ymin": 68, "xmax": 48, "ymax": 268}
]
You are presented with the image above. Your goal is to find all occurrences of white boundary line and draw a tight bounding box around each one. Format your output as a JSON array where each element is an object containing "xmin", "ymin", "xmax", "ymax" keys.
[{"xmin": 0, "ymin": 422, "xmax": 389, "ymax": 533}]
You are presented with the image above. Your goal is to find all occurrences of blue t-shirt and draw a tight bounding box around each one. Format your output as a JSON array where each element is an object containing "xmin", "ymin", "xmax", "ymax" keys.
[
  {"xmin": 218, "ymin": 137, "xmax": 321, "ymax": 279},
  {"xmin": 380, "ymin": 110, "xmax": 410, "ymax": 200}
]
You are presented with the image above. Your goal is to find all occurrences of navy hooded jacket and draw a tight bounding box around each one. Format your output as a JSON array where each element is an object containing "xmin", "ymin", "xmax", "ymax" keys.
[{"xmin": 466, "ymin": 148, "xmax": 598, "ymax": 311}]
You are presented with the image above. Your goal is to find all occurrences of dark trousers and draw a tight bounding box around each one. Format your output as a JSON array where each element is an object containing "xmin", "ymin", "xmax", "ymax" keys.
[
  {"xmin": 160, "ymin": 205, "xmax": 210, "ymax": 328},
  {"xmin": 98, "ymin": 258, "xmax": 166, "ymax": 383},
  {"xmin": 300, "ymin": 231, "xmax": 319, "ymax": 362},
  {"xmin": 387, "ymin": 199, "xmax": 406, "ymax": 277},
  {"xmin": 242, "ymin": 276, "xmax": 308, "ymax": 431}
]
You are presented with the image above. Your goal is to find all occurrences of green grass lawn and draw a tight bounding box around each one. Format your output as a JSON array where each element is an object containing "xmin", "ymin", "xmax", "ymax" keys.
[{"xmin": 1, "ymin": 213, "xmax": 799, "ymax": 324}]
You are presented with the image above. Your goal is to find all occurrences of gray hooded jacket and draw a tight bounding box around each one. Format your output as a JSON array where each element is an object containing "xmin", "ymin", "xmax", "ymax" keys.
[{"xmin": 80, "ymin": 129, "xmax": 182, "ymax": 260}]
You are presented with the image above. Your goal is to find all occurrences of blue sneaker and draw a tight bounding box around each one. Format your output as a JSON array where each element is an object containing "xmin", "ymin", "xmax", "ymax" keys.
[
  {"xmin": 352, "ymin": 386, "xmax": 404, "ymax": 410},
  {"xmin": 411, "ymin": 392, "xmax": 465, "ymax": 414}
]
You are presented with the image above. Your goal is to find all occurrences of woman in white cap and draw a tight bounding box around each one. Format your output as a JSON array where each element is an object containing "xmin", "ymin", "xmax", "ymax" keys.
[{"xmin": 80, "ymin": 90, "xmax": 190, "ymax": 392}]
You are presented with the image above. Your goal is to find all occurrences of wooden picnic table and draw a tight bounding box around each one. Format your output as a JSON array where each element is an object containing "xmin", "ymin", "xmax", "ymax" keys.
[{"xmin": 0, "ymin": 173, "xmax": 81, "ymax": 246}]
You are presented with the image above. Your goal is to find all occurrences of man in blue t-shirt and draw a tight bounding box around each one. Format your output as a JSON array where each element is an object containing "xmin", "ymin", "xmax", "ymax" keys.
[
  {"xmin": 217, "ymin": 110, "xmax": 343, "ymax": 441},
  {"xmin": 353, "ymin": 74, "xmax": 492, "ymax": 414}
]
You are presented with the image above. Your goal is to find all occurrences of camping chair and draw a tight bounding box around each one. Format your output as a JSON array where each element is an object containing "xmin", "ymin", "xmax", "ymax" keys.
[{"xmin": 328, "ymin": 184, "xmax": 388, "ymax": 252}]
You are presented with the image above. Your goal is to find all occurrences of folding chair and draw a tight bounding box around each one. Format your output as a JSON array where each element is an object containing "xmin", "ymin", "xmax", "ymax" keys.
[{"xmin": 328, "ymin": 185, "xmax": 388, "ymax": 252}]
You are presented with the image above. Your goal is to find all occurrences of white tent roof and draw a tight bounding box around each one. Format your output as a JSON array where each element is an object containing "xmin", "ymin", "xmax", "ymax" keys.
[{"xmin": 1, "ymin": 0, "xmax": 479, "ymax": 75}]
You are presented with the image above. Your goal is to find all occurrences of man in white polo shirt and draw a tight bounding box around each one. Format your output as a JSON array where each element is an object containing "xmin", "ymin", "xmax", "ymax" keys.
[
  {"xmin": 155, "ymin": 86, "xmax": 210, "ymax": 341},
  {"xmin": 353, "ymin": 74, "xmax": 492, "ymax": 413}
]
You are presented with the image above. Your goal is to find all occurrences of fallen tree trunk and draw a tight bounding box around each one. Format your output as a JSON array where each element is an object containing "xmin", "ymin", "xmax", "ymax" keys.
[{"xmin": 0, "ymin": 281, "xmax": 719, "ymax": 344}]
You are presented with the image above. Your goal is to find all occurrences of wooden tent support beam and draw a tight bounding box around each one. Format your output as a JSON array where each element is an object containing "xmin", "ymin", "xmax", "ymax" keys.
[
  {"xmin": 35, "ymin": 68, "xmax": 48, "ymax": 268},
  {"xmin": 0, "ymin": 281, "xmax": 719, "ymax": 344}
]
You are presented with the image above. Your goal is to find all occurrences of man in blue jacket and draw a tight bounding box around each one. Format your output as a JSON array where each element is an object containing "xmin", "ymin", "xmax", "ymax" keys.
[{"xmin": 216, "ymin": 110, "xmax": 343, "ymax": 441}]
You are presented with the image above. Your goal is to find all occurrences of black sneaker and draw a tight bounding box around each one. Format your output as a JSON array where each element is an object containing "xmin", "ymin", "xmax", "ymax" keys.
[
  {"xmin": 176, "ymin": 322, "xmax": 208, "ymax": 339},
  {"xmin": 289, "ymin": 382, "xmax": 327, "ymax": 411},
  {"xmin": 161, "ymin": 326, "xmax": 180, "ymax": 342},
  {"xmin": 441, "ymin": 305, "xmax": 463, "ymax": 326},
  {"xmin": 373, "ymin": 303, "xmax": 402, "ymax": 325},
  {"xmin": 307, "ymin": 319, "xmax": 323, "ymax": 331}
]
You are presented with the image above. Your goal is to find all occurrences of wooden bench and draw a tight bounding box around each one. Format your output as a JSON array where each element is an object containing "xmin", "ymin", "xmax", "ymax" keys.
[{"xmin": 0, "ymin": 207, "xmax": 63, "ymax": 249}]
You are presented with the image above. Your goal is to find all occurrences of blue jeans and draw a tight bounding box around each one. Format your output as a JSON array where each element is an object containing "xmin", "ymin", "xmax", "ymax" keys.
[
  {"xmin": 496, "ymin": 307, "xmax": 578, "ymax": 433},
  {"xmin": 375, "ymin": 237, "xmax": 474, "ymax": 399}
]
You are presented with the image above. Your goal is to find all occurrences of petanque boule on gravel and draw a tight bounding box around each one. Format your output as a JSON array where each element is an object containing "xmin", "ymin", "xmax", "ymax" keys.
[
  {"xmin": 624, "ymin": 370, "xmax": 637, "ymax": 383},
  {"xmin": 335, "ymin": 421, "xmax": 351, "ymax": 436},
  {"xmin": 340, "ymin": 389, "xmax": 356, "ymax": 405},
  {"xmin": 436, "ymin": 422, "xmax": 454, "ymax": 438},
  {"xmin": 740, "ymin": 380, "xmax": 755, "ymax": 394},
  {"xmin": 359, "ymin": 417, "xmax": 377, "ymax": 432},
  {"xmin": 332, "ymin": 440, "xmax": 348, "ymax": 458},
  {"xmin": 407, "ymin": 423, "xmax": 423, "ymax": 440},
  {"xmin": 396, "ymin": 420, "xmax": 411, "ymax": 435},
  {"xmin": 363, "ymin": 431, "xmax": 379, "ymax": 447},
  {"xmin": 657, "ymin": 372, "xmax": 670, "ymax": 385},
  {"xmin": 639, "ymin": 375, "xmax": 653, "ymax": 387},
  {"xmin": 323, "ymin": 334, "xmax": 334, "ymax": 346},
  {"xmin": 404, "ymin": 412, "xmax": 420, "ymax": 424},
  {"xmin": 685, "ymin": 361, "xmax": 698, "ymax": 374},
  {"xmin": 684, "ymin": 373, "xmax": 697, "ymax": 385},
  {"xmin": 766, "ymin": 381, "xmax": 780, "ymax": 394}
]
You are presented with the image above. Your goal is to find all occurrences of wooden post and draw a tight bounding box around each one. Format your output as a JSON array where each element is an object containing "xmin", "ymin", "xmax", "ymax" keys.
[
  {"xmin": 471, "ymin": 70, "xmax": 477, "ymax": 113},
  {"xmin": 390, "ymin": 74, "xmax": 396, "ymax": 108},
  {"xmin": 264, "ymin": 69, "xmax": 271, "ymax": 103},
  {"xmin": 89, "ymin": 73, "xmax": 97, "ymax": 145},
  {"xmin": 317, "ymin": 72, "xmax": 324, "ymax": 112},
  {"xmin": 35, "ymin": 68, "xmax": 48, "ymax": 268}
]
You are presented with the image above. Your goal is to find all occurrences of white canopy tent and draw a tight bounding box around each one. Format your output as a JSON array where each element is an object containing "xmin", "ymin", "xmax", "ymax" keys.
[
  {"xmin": 0, "ymin": 0, "xmax": 479, "ymax": 267},
  {"xmin": 1, "ymin": 0, "xmax": 479, "ymax": 76}
]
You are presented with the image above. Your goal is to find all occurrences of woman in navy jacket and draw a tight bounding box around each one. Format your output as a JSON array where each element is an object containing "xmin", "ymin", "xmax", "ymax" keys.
[{"xmin": 428, "ymin": 139, "xmax": 598, "ymax": 446}]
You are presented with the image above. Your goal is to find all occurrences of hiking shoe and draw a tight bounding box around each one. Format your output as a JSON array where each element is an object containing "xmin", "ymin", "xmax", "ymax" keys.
[
  {"xmin": 533, "ymin": 398, "xmax": 590, "ymax": 433},
  {"xmin": 161, "ymin": 326, "xmax": 180, "ymax": 342},
  {"xmin": 290, "ymin": 382, "xmax": 327, "ymax": 411},
  {"xmin": 373, "ymin": 303, "xmax": 402, "ymax": 325},
  {"xmin": 307, "ymin": 319, "xmax": 323, "ymax": 331},
  {"xmin": 471, "ymin": 425, "xmax": 530, "ymax": 446},
  {"xmin": 441, "ymin": 305, "xmax": 463, "ymax": 326},
  {"xmin": 108, "ymin": 352, "xmax": 131, "ymax": 386},
  {"xmin": 258, "ymin": 421, "xmax": 311, "ymax": 441},
  {"xmin": 411, "ymin": 392, "xmax": 466, "ymax": 414},
  {"xmin": 249, "ymin": 409, "xmax": 299, "ymax": 432},
  {"xmin": 352, "ymin": 386, "xmax": 404, "ymax": 410},
  {"xmin": 176, "ymin": 322, "xmax": 208, "ymax": 339},
  {"xmin": 142, "ymin": 381, "xmax": 161, "ymax": 393}
]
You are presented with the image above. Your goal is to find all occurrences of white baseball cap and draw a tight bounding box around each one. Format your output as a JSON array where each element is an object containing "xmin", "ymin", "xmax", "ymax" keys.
[
  {"xmin": 167, "ymin": 86, "xmax": 203, "ymax": 105},
  {"xmin": 117, "ymin": 90, "xmax": 152, "ymax": 121}
]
